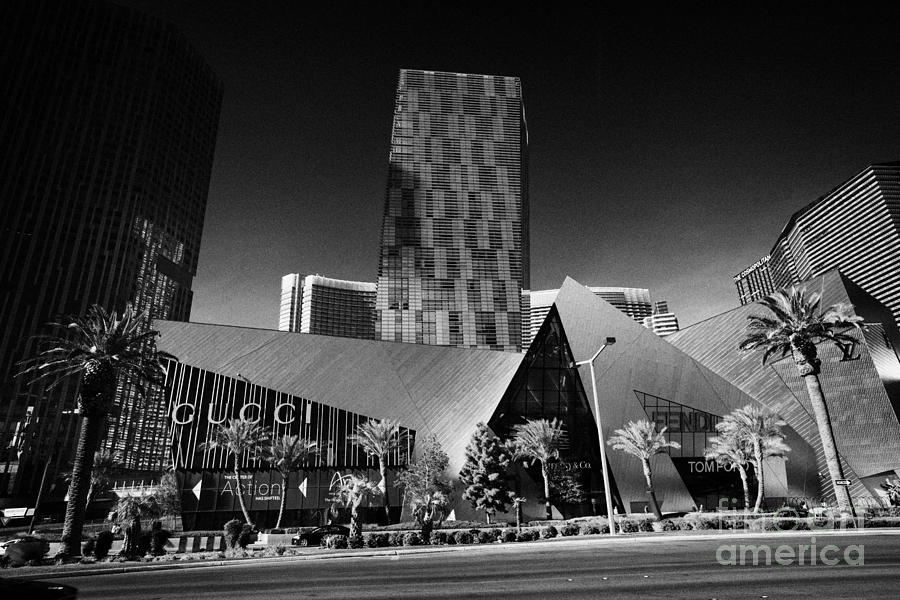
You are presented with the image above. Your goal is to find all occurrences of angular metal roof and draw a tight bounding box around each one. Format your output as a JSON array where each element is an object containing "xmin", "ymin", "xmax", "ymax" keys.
[{"xmin": 154, "ymin": 321, "xmax": 523, "ymax": 476}]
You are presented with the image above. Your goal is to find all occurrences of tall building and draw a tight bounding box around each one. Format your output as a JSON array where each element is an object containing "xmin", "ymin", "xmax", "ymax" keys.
[
  {"xmin": 279, "ymin": 274, "xmax": 376, "ymax": 340},
  {"xmin": 0, "ymin": 0, "xmax": 222, "ymax": 495},
  {"xmin": 279, "ymin": 274, "xmax": 304, "ymax": 332},
  {"xmin": 733, "ymin": 255, "xmax": 775, "ymax": 305},
  {"xmin": 522, "ymin": 287, "xmax": 654, "ymax": 348},
  {"xmin": 739, "ymin": 163, "xmax": 900, "ymax": 327},
  {"xmin": 375, "ymin": 69, "xmax": 529, "ymax": 351}
]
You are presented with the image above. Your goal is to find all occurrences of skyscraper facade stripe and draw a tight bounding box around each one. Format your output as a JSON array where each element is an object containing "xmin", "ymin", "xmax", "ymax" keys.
[
  {"xmin": 0, "ymin": 0, "xmax": 222, "ymax": 494},
  {"xmin": 376, "ymin": 69, "xmax": 529, "ymax": 351}
]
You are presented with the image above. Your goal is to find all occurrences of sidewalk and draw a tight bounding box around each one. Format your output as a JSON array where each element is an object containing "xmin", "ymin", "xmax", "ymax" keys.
[{"xmin": 6, "ymin": 527, "xmax": 900, "ymax": 581}]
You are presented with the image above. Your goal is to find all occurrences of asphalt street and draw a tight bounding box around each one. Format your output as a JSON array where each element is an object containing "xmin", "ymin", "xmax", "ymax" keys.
[{"xmin": 46, "ymin": 532, "xmax": 900, "ymax": 599}]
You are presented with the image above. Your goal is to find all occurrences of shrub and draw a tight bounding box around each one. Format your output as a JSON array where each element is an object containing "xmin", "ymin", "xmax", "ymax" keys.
[
  {"xmin": 82, "ymin": 538, "xmax": 96, "ymax": 557},
  {"xmin": 490, "ymin": 528, "xmax": 503, "ymax": 539},
  {"xmin": 579, "ymin": 523, "xmax": 601, "ymax": 535},
  {"xmin": 95, "ymin": 531, "xmax": 115, "ymax": 559},
  {"xmin": 444, "ymin": 532, "xmax": 457, "ymax": 545},
  {"xmin": 150, "ymin": 529, "xmax": 170, "ymax": 556},
  {"xmin": 658, "ymin": 519, "xmax": 678, "ymax": 532},
  {"xmin": 637, "ymin": 519, "xmax": 654, "ymax": 532},
  {"xmin": 324, "ymin": 535, "xmax": 348, "ymax": 549},
  {"xmin": 501, "ymin": 529, "xmax": 518, "ymax": 543},
  {"xmin": 541, "ymin": 525, "xmax": 558, "ymax": 539},
  {"xmin": 238, "ymin": 524, "xmax": 254, "ymax": 549},
  {"xmin": 388, "ymin": 532, "xmax": 403, "ymax": 547},
  {"xmin": 223, "ymin": 520, "xmax": 243, "ymax": 549},
  {"xmin": 430, "ymin": 531, "xmax": 448, "ymax": 545},
  {"xmin": 559, "ymin": 523, "xmax": 579, "ymax": 537},
  {"xmin": 515, "ymin": 529, "xmax": 538, "ymax": 542},
  {"xmin": 618, "ymin": 519, "xmax": 639, "ymax": 533},
  {"xmin": 477, "ymin": 530, "xmax": 495, "ymax": 544},
  {"xmin": 692, "ymin": 518, "xmax": 716, "ymax": 530},
  {"xmin": 677, "ymin": 519, "xmax": 694, "ymax": 531},
  {"xmin": 454, "ymin": 530, "xmax": 474, "ymax": 545},
  {"xmin": 366, "ymin": 533, "xmax": 389, "ymax": 548},
  {"xmin": 402, "ymin": 532, "xmax": 422, "ymax": 546},
  {"xmin": 274, "ymin": 544, "xmax": 287, "ymax": 555},
  {"xmin": 348, "ymin": 536, "xmax": 364, "ymax": 549},
  {"xmin": 468, "ymin": 529, "xmax": 482, "ymax": 542}
]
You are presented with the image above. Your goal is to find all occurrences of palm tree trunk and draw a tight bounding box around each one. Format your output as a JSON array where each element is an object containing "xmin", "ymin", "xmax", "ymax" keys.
[
  {"xmin": 737, "ymin": 464, "xmax": 750, "ymax": 511},
  {"xmin": 379, "ymin": 456, "xmax": 390, "ymax": 523},
  {"xmin": 275, "ymin": 472, "xmax": 288, "ymax": 529},
  {"xmin": 802, "ymin": 373, "xmax": 855, "ymax": 517},
  {"xmin": 753, "ymin": 442, "xmax": 764, "ymax": 513},
  {"xmin": 232, "ymin": 464, "xmax": 253, "ymax": 526},
  {"xmin": 121, "ymin": 515, "xmax": 142, "ymax": 558},
  {"xmin": 642, "ymin": 459, "xmax": 663, "ymax": 520},
  {"xmin": 541, "ymin": 462, "xmax": 552, "ymax": 520},
  {"xmin": 60, "ymin": 411, "xmax": 106, "ymax": 556},
  {"xmin": 350, "ymin": 501, "xmax": 361, "ymax": 539}
]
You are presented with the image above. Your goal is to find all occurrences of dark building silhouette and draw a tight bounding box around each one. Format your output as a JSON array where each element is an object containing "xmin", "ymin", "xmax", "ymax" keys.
[
  {"xmin": 376, "ymin": 69, "xmax": 529, "ymax": 351},
  {"xmin": 0, "ymin": 0, "xmax": 222, "ymax": 496}
]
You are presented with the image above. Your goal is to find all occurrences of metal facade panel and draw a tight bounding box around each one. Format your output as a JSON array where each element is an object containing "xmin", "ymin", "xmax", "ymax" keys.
[
  {"xmin": 551, "ymin": 278, "xmax": 798, "ymax": 512},
  {"xmin": 155, "ymin": 321, "xmax": 522, "ymax": 482},
  {"xmin": 668, "ymin": 269, "xmax": 900, "ymax": 503}
]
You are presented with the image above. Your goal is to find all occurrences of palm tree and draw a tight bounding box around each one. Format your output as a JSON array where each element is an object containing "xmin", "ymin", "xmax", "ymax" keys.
[
  {"xmin": 717, "ymin": 405, "xmax": 790, "ymax": 513},
  {"xmin": 263, "ymin": 434, "xmax": 318, "ymax": 529},
  {"xmin": 110, "ymin": 494, "xmax": 161, "ymax": 558},
  {"xmin": 335, "ymin": 473, "xmax": 382, "ymax": 539},
  {"xmin": 738, "ymin": 286, "xmax": 859, "ymax": 516},
  {"xmin": 17, "ymin": 303, "xmax": 172, "ymax": 557},
  {"xmin": 704, "ymin": 432, "xmax": 752, "ymax": 510},
  {"xmin": 512, "ymin": 418, "xmax": 563, "ymax": 520},
  {"xmin": 349, "ymin": 418, "xmax": 406, "ymax": 523},
  {"xmin": 203, "ymin": 418, "xmax": 271, "ymax": 526},
  {"xmin": 607, "ymin": 419, "xmax": 680, "ymax": 520}
]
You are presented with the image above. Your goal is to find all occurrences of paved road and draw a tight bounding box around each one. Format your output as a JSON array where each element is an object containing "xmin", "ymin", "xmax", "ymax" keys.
[{"xmin": 50, "ymin": 532, "xmax": 900, "ymax": 599}]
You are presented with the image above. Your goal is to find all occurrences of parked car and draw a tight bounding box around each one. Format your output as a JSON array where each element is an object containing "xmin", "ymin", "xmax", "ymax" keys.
[
  {"xmin": 291, "ymin": 525, "xmax": 350, "ymax": 547},
  {"xmin": 0, "ymin": 578, "xmax": 77, "ymax": 599},
  {"xmin": 0, "ymin": 536, "xmax": 50, "ymax": 564}
]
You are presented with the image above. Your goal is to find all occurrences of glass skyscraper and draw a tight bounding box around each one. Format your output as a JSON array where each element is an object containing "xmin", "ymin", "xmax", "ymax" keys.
[
  {"xmin": 376, "ymin": 69, "xmax": 529, "ymax": 351},
  {"xmin": 0, "ymin": 0, "xmax": 222, "ymax": 494}
]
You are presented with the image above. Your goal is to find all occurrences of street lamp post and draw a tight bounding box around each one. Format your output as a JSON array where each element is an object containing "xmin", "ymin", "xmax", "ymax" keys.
[{"xmin": 575, "ymin": 337, "xmax": 617, "ymax": 536}]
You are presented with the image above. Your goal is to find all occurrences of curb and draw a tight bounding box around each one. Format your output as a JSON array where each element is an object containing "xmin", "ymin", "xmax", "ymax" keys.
[{"xmin": 7, "ymin": 527, "xmax": 900, "ymax": 581}]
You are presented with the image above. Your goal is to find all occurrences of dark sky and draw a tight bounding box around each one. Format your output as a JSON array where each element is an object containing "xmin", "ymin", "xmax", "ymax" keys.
[{"xmin": 120, "ymin": 1, "xmax": 900, "ymax": 330}]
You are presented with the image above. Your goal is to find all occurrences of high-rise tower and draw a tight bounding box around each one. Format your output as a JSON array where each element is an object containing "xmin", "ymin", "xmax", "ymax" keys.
[
  {"xmin": 279, "ymin": 274, "xmax": 376, "ymax": 339},
  {"xmin": 736, "ymin": 163, "xmax": 900, "ymax": 328},
  {"xmin": 0, "ymin": 0, "xmax": 222, "ymax": 494},
  {"xmin": 376, "ymin": 69, "xmax": 529, "ymax": 351}
]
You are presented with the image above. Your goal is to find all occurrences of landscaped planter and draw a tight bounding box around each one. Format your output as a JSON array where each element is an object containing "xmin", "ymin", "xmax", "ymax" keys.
[{"xmin": 256, "ymin": 533, "xmax": 295, "ymax": 546}]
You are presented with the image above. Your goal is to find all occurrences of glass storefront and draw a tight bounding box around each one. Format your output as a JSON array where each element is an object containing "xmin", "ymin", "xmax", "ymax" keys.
[
  {"xmin": 164, "ymin": 362, "xmax": 414, "ymax": 528},
  {"xmin": 490, "ymin": 306, "xmax": 623, "ymax": 517},
  {"xmin": 636, "ymin": 391, "xmax": 754, "ymax": 510}
]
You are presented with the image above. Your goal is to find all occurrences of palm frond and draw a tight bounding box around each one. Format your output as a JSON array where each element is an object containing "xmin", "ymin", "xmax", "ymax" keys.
[{"xmin": 607, "ymin": 419, "xmax": 680, "ymax": 461}]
